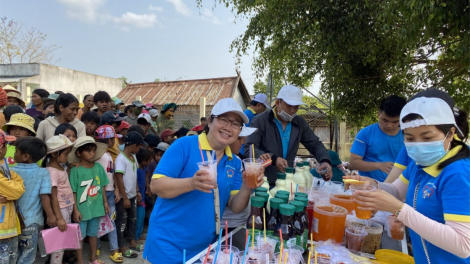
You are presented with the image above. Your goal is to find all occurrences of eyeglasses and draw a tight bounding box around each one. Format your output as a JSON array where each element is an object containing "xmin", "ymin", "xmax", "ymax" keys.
[{"xmin": 213, "ymin": 115, "xmax": 243, "ymax": 130}]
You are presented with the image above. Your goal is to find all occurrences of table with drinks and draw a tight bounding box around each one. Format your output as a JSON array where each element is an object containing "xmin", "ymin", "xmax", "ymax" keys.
[{"xmin": 189, "ymin": 159, "xmax": 412, "ymax": 264}]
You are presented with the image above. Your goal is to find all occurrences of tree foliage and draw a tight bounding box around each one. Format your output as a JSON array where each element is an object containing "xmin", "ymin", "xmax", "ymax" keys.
[
  {"xmin": 0, "ymin": 17, "xmax": 60, "ymax": 64},
  {"xmin": 118, "ymin": 76, "xmax": 131, "ymax": 89},
  {"xmin": 198, "ymin": 0, "xmax": 469, "ymax": 126}
]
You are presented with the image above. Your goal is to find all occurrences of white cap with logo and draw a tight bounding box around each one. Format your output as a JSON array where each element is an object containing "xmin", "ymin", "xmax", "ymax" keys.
[
  {"xmin": 212, "ymin": 98, "xmax": 249, "ymax": 124},
  {"xmin": 239, "ymin": 125, "xmax": 257, "ymax": 137},
  {"xmin": 138, "ymin": 113, "xmax": 152, "ymax": 124},
  {"xmin": 276, "ymin": 85, "xmax": 306, "ymax": 106},
  {"xmin": 400, "ymin": 97, "xmax": 464, "ymax": 136},
  {"xmin": 253, "ymin": 93, "xmax": 271, "ymax": 109}
]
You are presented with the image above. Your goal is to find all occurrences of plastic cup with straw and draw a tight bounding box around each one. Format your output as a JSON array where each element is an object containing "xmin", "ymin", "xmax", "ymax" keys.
[
  {"xmin": 283, "ymin": 252, "xmax": 289, "ymax": 264},
  {"xmin": 213, "ymin": 228, "xmax": 223, "ymax": 264},
  {"xmin": 242, "ymin": 235, "xmax": 251, "ymax": 264},
  {"xmin": 202, "ymin": 244, "xmax": 212, "ymax": 264},
  {"xmin": 230, "ymin": 253, "xmax": 233, "ymax": 264}
]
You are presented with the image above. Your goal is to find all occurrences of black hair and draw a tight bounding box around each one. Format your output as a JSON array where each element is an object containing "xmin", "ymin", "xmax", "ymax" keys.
[
  {"xmin": 402, "ymin": 113, "xmax": 470, "ymax": 170},
  {"xmin": 136, "ymin": 147, "xmax": 152, "ymax": 164},
  {"xmin": 200, "ymin": 117, "xmax": 207, "ymax": 122},
  {"xmin": 83, "ymin": 94, "xmax": 93, "ymax": 102},
  {"xmin": 203, "ymin": 115, "xmax": 215, "ymax": 134},
  {"xmin": 76, "ymin": 143, "xmax": 97, "ymax": 155},
  {"xmin": 137, "ymin": 118, "xmax": 150, "ymax": 126},
  {"xmin": 54, "ymin": 123, "xmax": 77, "ymax": 137},
  {"xmin": 55, "ymin": 91, "xmax": 64, "ymax": 95},
  {"xmin": 154, "ymin": 148, "xmax": 164, "ymax": 156},
  {"xmin": 33, "ymin": 117, "xmax": 42, "ymax": 131},
  {"xmin": 55, "ymin": 93, "xmax": 78, "ymax": 115},
  {"xmin": 41, "ymin": 146, "xmax": 71, "ymax": 168},
  {"xmin": 144, "ymin": 134, "xmax": 161, "ymax": 148},
  {"xmin": 124, "ymin": 105, "xmax": 133, "ymax": 114},
  {"xmin": 176, "ymin": 127, "xmax": 189, "ymax": 138},
  {"xmin": 43, "ymin": 101, "xmax": 55, "ymax": 112},
  {"xmin": 379, "ymin": 95, "xmax": 407, "ymax": 117},
  {"xmin": 81, "ymin": 111, "xmax": 100, "ymax": 124},
  {"xmin": 250, "ymin": 100, "xmax": 260, "ymax": 106},
  {"xmin": 32, "ymin": 88, "xmax": 50, "ymax": 99},
  {"xmin": 128, "ymin": 125, "xmax": 145, "ymax": 137},
  {"xmin": 4, "ymin": 105, "xmax": 24, "ymax": 120},
  {"xmin": 93, "ymin": 91, "xmax": 111, "ymax": 103},
  {"xmin": 14, "ymin": 136, "xmax": 47, "ymax": 163}
]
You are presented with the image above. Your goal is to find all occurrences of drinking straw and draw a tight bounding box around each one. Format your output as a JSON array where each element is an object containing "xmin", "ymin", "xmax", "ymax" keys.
[
  {"xmin": 202, "ymin": 244, "xmax": 212, "ymax": 264},
  {"xmin": 230, "ymin": 252, "xmax": 233, "ymax": 264},
  {"xmin": 230, "ymin": 231, "xmax": 233, "ymax": 254},
  {"xmin": 266, "ymin": 253, "xmax": 269, "ymax": 264},
  {"xmin": 310, "ymin": 233, "xmax": 313, "ymax": 256},
  {"xmin": 263, "ymin": 208, "xmax": 266, "ymax": 242},
  {"xmin": 308, "ymin": 251, "xmax": 311, "ymax": 263},
  {"xmin": 283, "ymin": 252, "xmax": 289, "ymax": 264},
  {"xmin": 296, "ymin": 184, "xmax": 298, "ymax": 193},
  {"xmin": 315, "ymin": 251, "xmax": 318, "ymax": 264},
  {"xmin": 251, "ymin": 144, "xmax": 255, "ymax": 163},
  {"xmin": 183, "ymin": 249, "xmax": 186, "ymax": 264},
  {"xmin": 291, "ymin": 182, "xmax": 293, "ymax": 196},
  {"xmin": 279, "ymin": 228, "xmax": 284, "ymax": 263},
  {"xmin": 245, "ymin": 229, "xmax": 249, "ymax": 249},
  {"xmin": 214, "ymin": 228, "xmax": 223, "ymax": 264},
  {"xmin": 225, "ymin": 221, "xmax": 228, "ymax": 254},
  {"xmin": 198, "ymin": 141, "xmax": 205, "ymax": 165},
  {"xmin": 252, "ymin": 215, "xmax": 255, "ymax": 249},
  {"xmin": 241, "ymin": 235, "xmax": 250, "ymax": 264},
  {"xmin": 278, "ymin": 251, "xmax": 282, "ymax": 264}
]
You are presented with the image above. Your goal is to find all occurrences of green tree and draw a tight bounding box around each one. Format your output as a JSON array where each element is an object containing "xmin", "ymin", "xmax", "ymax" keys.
[
  {"xmin": 198, "ymin": 0, "xmax": 469, "ymax": 126},
  {"xmin": 118, "ymin": 76, "xmax": 131, "ymax": 89}
]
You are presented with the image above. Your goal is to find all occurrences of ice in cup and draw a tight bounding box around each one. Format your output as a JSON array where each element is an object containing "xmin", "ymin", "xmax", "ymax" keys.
[
  {"xmin": 243, "ymin": 158, "xmax": 264, "ymax": 189},
  {"xmin": 388, "ymin": 215, "xmax": 405, "ymax": 240},
  {"xmin": 273, "ymin": 251, "xmax": 303, "ymax": 264},
  {"xmin": 345, "ymin": 227, "xmax": 368, "ymax": 253},
  {"xmin": 201, "ymin": 246, "xmax": 240, "ymax": 264},
  {"xmin": 197, "ymin": 160, "xmax": 218, "ymax": 186},
  {"xmin": 349, "ymin": 184, "xmax": 376, "ymax": 219},
  {"xmin": 255, "ymin": 236, "xmax": 279, "ymax": 259}
]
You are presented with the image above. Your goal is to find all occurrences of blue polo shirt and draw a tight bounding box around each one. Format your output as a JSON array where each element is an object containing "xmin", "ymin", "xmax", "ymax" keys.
[
  {"xmin": 400, "ymin": 145, "xmax": 470, "ymax": 263},
  {"xmin": 394, "ymin": 146, "xmax": 413, "ymax": 170},
  {"xmin": 350, "ymin": 123, "xmax": 404, "ymax": 182},
  {"xmin": 273, "ymin": 114, "xmax": 292, "ymax": 159},
  {"xmin": 143, "ymin": 133, "xmax": 243, "ymax": 264}
]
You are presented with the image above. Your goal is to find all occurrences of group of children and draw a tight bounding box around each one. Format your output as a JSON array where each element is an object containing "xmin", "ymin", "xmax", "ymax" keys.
[{"xmin": 0, "ymin": 111, "xmax": 170, "ymax": 264}]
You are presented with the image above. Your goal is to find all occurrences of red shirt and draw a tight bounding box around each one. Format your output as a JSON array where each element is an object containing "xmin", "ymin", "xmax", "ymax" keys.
[{"xmin": 191, "ymin": 125, "xmax": 204, "ymax": 131}]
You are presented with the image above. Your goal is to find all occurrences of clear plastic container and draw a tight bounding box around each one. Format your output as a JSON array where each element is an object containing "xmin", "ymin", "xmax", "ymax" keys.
[
  {"xmin": 346, "ymin": 218, "xmax": 383, "ymax": 254},
  {"xmin": 345, "ymin": 227, "xmax": 368, "ymax": 253},
  {"xmin": 255, "ymin": 235, "xmax": 279, "ymax": 259},
  {"xmin": 329, "ymin": 194, "xmax": 355, "ymax": 214},
  {"xmin": 312, "ymin": 203, "xmax": 348, "ymax": 243},
  {"xmin": 387, "ymin": 215, "xmax": 405, "ymax": 240}
]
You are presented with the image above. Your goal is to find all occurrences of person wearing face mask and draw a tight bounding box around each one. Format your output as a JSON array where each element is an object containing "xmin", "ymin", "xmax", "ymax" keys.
[
  {"xmin": 245, "ymin": 85, "xmax": 332, "ymax": 187},
  {"xmin": 124, "ymin": 100, "xmax": 145, "ymax": 126},
  {"xmin": 155, "ymin": 103, "xmax": 176, "ymax": 132},
  {"xmin": 346, "ymin": 92, "xmax": 470, "ymax": 263}
]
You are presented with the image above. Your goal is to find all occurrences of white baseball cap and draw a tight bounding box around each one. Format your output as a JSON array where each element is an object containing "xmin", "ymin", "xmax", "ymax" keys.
[
  {"xmin": 137, "ymin": 113, "xmax": 152, "ymax": 124},
  {"xmin": 149, "ymin": 109, "xmax": 159, "ymax": 117},
  {"xmin": 276, "ymin": 85, "xmax": 306, "ymax": 106},
  {"xmin": 400, "ymin": 97, "xmax": 464, "ymax": 136},
  {"xmin": 212, "ymin": 98, "xmax": 249, "ymax": 124},
  {"xmin": 253, "ymin": 93, "xmax": 271, "ymax": 109},
  {"xmin": 239, "ymin": 125, "xmax": 257, "ymax": 137}
]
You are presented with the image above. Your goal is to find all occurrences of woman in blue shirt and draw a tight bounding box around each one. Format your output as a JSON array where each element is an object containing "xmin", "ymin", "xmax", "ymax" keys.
[
  {"xmin": 144, "ymin": 98, "xmax": 265, "ymax": 263},
  {"xmin": 347, "ymin": 90, "xmax": 470, "ymax": 263}
]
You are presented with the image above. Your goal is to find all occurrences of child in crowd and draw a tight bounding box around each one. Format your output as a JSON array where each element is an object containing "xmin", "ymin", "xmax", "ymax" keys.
[
  {"xmin": 115, "ymin": 131, "xmax": 146, "ymax": 257},
  {"xmin": 147, "ymin": 109, "xmax": 159, "ymax": 135},
  {"xmin": 93, "ymin": 91, "xmax": 111, "ymax": 117},
  {"xmin": 12, "ymin": 137, "xmax": 53, "ymax": 264},
  {"xmin": 145, "ymin": 142, "xmax": 169, "ymax": 220},
  {"xmin": 54, "ymin": 123, "xmax": 78, "ymax": 143},
  {"xmin": 2, "ymin": 113, "xmax": 36, "ymax": 166},
  {"xmin": 0, "ymin": 130, "xmax": 24, "ymax": 263},
  {"xmin": 94, "ymin": 125, "xmax": 123, "ymax": 263},
  {"xmin": 68, "ymin": 137, "xmax": 110, "ymax": 264},
  {"xmin": 42, "ymin": 100, "xmax": 56, "ymax": 118},
  {"xmin": 144, "ymin": 134, "xmax": 161, "ymax": 153},
  {"xmin": 135, "ymin": 148, "xmax": 152, "ymax": 242},
  {"xmin": 117, "ymin": 121, "xmax": 130, "ymax": 151},
  {"xmin": 100, "ymin": 111, "xmax": 124, "ymax": 162},
  {"xmin": 81, "ymin": 111, "xmax": 100, "ymax": 137},
  {"xmin": 3, "ymin": 105, "xmax": 24, "ymax": 124},
  {"xmin": 160, "ymin": 129, "xmax": 176, "ymax": 144},
  {"xmin": 44, "ymin": 135, "xmax": 75, "ymax": 264},
  {"xmin": 137, "ymin": 113, "xmax": 153, "ymax": 135}
]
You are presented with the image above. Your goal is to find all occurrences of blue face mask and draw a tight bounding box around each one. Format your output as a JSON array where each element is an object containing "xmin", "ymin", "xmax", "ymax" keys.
[{"xmin": 405, "ymin": 135, "xmax": 450, "ymax": 166}]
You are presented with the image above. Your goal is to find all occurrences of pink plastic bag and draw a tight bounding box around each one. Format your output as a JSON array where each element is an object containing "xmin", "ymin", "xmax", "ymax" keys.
[
  {"xmin": 41, "ymin": 224, "xmax": 81, "ymax": 254},
  {"xmin": 97, "ymin": 214, "xmax": 114, "ymax": 238}
]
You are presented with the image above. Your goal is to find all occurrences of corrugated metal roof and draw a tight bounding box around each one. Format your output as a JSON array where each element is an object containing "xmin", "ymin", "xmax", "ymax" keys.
[{"xmin": 116, "ymin": 76, "xmax": 251, "ymax": 106}]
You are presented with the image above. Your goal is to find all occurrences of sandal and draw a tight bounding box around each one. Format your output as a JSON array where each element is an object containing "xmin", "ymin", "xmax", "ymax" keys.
[
  {"xmin": 129, "ymin": 244, "xmax": 143, "ymax": 252},
  {"xmin": 88, "ymin": 259, "xmax": 104, "ymax": 264},
  {"xmin": 122, "ymin": 249, "xmax": 138, "ymax": 258},
  {"xmin": 109, "ymin": 252, "xmax": 124, "ymax": 263},
  {"xmin": 88, "ymin": 250, "xmax": 101, "ymax": 261}
]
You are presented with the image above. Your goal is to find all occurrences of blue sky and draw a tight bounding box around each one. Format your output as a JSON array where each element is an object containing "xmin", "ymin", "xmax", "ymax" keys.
[{"xmin": 1, "ymin": 0, "xmax": 320, "ymax": 95}]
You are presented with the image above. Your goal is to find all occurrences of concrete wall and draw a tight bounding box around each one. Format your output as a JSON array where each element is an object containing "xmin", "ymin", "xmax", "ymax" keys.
[
  {"xmin": 0, "ymin": 63, "xmax": 121, "ymax": 102},
  {"xmin": 232, "ymin": 85, "xmax": 247, "ymax": 110}
]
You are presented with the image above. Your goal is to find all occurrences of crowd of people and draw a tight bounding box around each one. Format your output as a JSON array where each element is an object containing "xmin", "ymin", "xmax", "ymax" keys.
[{"xmin": 0, "ymin": 83, "xmax": 469, "ymax": 264}]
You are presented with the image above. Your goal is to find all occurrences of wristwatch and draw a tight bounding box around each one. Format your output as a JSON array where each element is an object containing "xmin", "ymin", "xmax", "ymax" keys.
[{"xmin": 394, "ymin": 203, "xmax": 404, "ymax": 217}]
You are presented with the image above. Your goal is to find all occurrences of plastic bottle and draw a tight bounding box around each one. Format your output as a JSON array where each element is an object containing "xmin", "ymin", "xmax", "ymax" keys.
[
  {"xmin": 290, "ymin": 200, "xmax": 308, "ymax": 249},
  {"xmin": 266, "ymin": 198, "xmax": 283, "ymax": 236},
  {"xmin": 293, "ymin": 162, "xmax": 307, "ymax": 192},
  {"xmin": 303, "ymin": 161, "xmax": 314, "ymax": 190},
  {"xmin": 285, "ymin": 167, "xmax": 296, "ymax": 195},
  {"xmin": 255, "ymin": 192, "xmax": 269, "ymax": 212},
  {"xmin": 275, "ymin": 204, "xmax": 296, "ymax": 244},
  {"xmin": 261, "ymin": 176, "xmax": 270, "ymax": 190},
  {"xmin": 293, "ymin": 197, "xmax": 310, "ymax": 250},
  {"xmin": 247, "ymin": 196, "xmax": 265, "ymax": 240},
  {"xmin": 269, "ymin": 173, "xmax": 288, "ymax": 197},
  {"xmin": 274, "ymin": 193, "xmax": 289, "ymax": 204}
]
